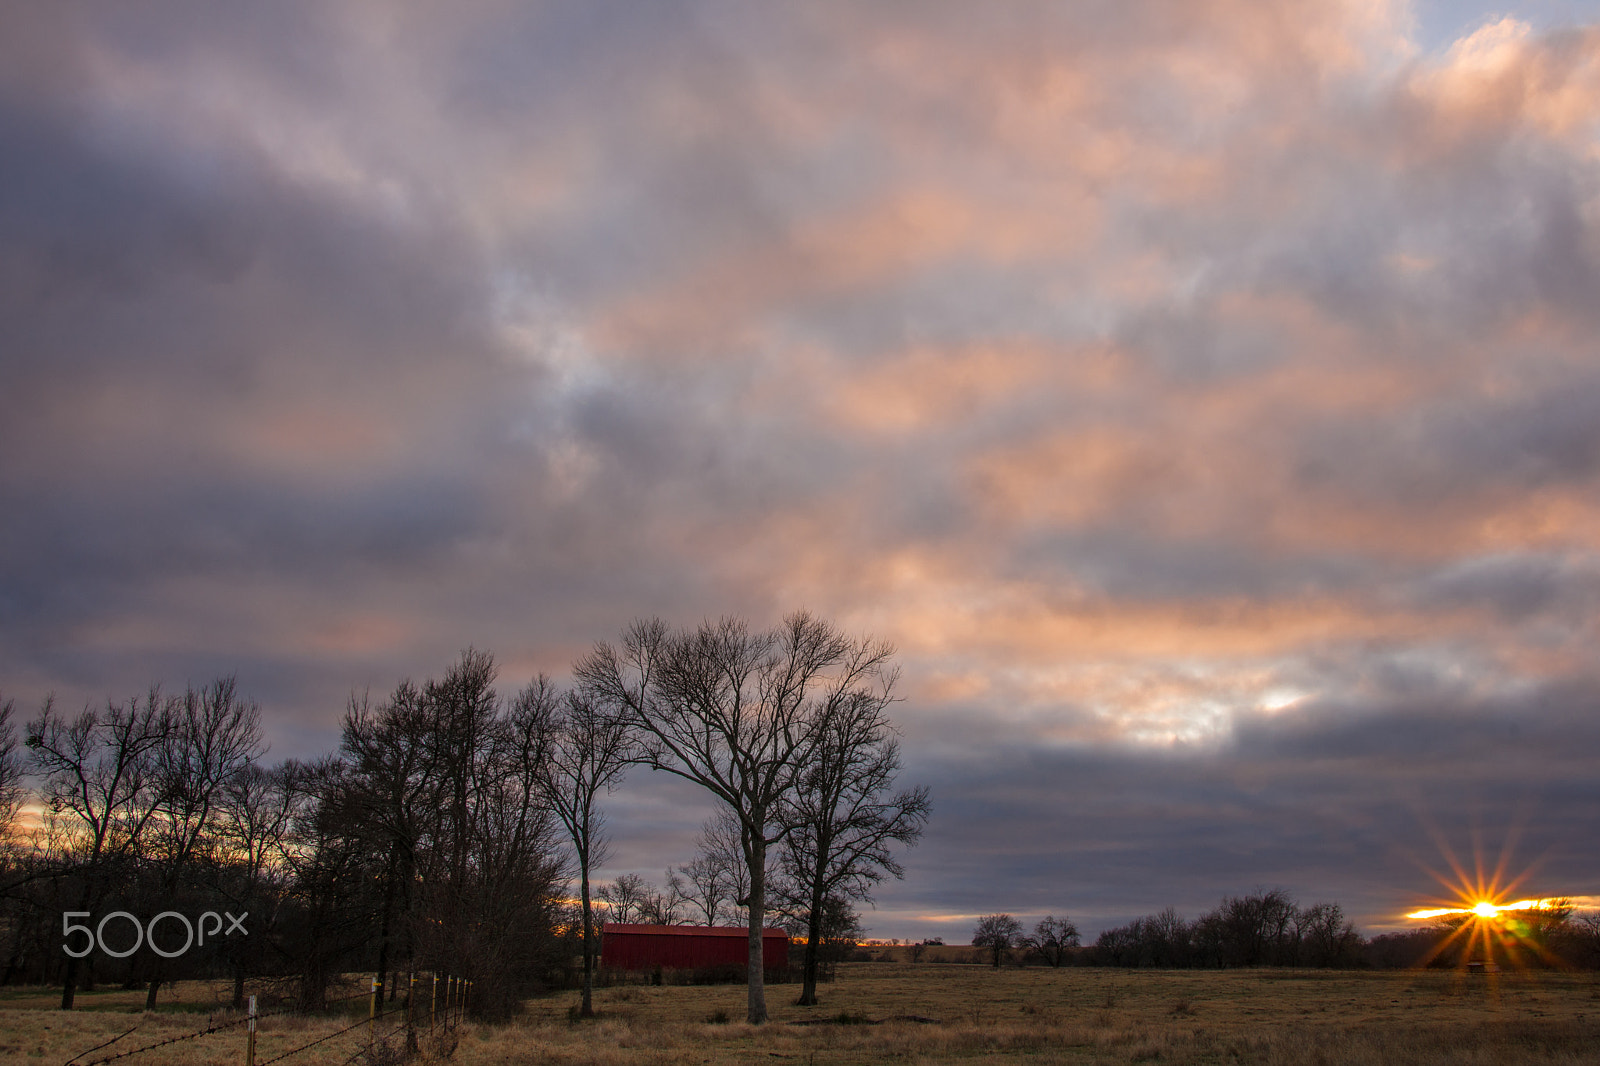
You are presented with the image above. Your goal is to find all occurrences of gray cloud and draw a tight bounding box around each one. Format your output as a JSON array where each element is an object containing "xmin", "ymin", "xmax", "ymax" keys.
[{"xmin": 4, "ymin": 0, "xmax": 1600, "ymax": 940}]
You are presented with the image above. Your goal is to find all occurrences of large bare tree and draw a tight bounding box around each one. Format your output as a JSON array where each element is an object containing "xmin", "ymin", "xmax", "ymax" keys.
[
  {"xmin": 26, "ymin": 688, "xmax": 174, "ymax": 1009},
  {"xmin": 23, "ymin": 678, "xmax": 264, "ymax": 1011},
  {"xmin": 778, "ymin": 687, "xmax": 929, "ymax": 1005},
  {"xmin": 339, "ymin": 680, "xmax": 438, "ymax": 1005},
  {"xmin": 519, "ymin": 679, "xmax": 633, "ymax": 1018},
  {"xmin": 576, "ymin": 611, "xmax": 895, "ymax": 1024},
  {"xmin": 142, "ymin": 678, "xmax": 264, "ymax": 1008}
]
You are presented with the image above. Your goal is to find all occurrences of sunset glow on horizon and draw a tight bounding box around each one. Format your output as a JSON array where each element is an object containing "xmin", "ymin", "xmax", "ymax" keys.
[{"xmin": 1405, "ymin": 898, "xmax": 1572, "ymax": 921}]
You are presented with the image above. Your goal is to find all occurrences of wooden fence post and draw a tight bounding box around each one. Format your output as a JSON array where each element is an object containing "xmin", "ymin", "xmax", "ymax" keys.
[
  {"xmin": 368, "ymin": 977, "xmax": 379, "ymax": 1044},
  {"xmin": 245, "ymin": 994, "xmax": 256, "ymax": 1066},
  {"xmin": 406, "ymin": 972, "xmax": 417, "ymax": 1052}
]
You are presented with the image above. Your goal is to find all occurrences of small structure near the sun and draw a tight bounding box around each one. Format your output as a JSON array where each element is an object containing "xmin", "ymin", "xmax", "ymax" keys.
[{"xmin": 600, "ymin": 922, "xmax": 789, "ymax": 972}]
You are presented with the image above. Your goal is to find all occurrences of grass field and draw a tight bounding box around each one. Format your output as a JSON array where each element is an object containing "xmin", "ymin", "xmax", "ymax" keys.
[{"xmin": 5, "ymin": 963, "xmax": 1599, "ymax": 1065}]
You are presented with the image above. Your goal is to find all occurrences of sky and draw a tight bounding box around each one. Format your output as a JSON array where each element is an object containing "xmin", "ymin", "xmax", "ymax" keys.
[{"xmin": 3, "ymin": 1, "xmax": 1599, "ymax": 942}]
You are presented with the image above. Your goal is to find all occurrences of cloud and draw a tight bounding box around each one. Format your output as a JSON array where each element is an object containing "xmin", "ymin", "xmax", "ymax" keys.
[
  {"xmin": 887, "ymin": 675, "xmax": 1600, "ymax": 935},
  {"xmin": 3, "ymin": 0, "xmax": 1599, "ymax": 937}
]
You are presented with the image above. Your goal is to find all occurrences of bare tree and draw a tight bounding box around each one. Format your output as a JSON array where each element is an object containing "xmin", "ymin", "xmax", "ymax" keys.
[
  {"xmin": 777, "ymin": 677, "xmax": 929, "ymax": 1004},
  {"xmin": 597, "ymin": 873, "xmax": 651, "ymax": 925},
  {"xmin": 1295, "ymin": 901, "xmax": 1359, "ymax": 967},
  {"xmin": 576, "ymin": 612, "xmax": 882, "ymax": 1024},
  {"xmin": 522, "ymin": 680, "xmax": 633, "ymax": 1018},
  {"xmin": 142, "ymin": 678, "xmax": 264, "ymax": 1008},
  {"xmin": 26, "ymin": 689, "xmax": 174, "ymax": 1009},
  {"xmin": 688, "ymin": 809, "xmax": 751, "ymax": 927},
  {"xmin": 329, "ymin": 651, "xmax": 568, "ymax": 1019},
  {"xmin": 213, "ymin": 762, "xmax": 295, "ymax": 1007},
  {"xmin": 413, "ymin": 650, "xmax": 566, "ymax": 1019},
  {"xmin": 677, "ymin": 855, "xmax": 724, "ymax": 926},
  {"xmin": 0, "ymin": 696, "xmax": 24, "ymax": 843},
  {"xmin": 274, "ymin": 756, "xmax": 378, "ymax": 1011},
  {"xmin": 340, "ymin": 678, "xmax": 452, "ymax": 1004},
  {"xmin": 972, "ymin": 913, "xmax": 1023, "ymax": 968},
  {"xmin": 1217, "ymin": 888, "xmax": 1298, "ymax": 967},
  {"xmin": 639, "ymin": 869, "xmax": 689, "ymax": 925},
  {"xmin": 1022, "ymin": 915, "xmax": 1080, "ymax": 967},
  {"xmin": 678, "ymin": 850, "xmax": 736, "ymax": 927}
]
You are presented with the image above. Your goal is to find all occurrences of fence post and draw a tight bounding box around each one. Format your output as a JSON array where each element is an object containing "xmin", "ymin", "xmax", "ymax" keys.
[
  {"xmin": 405, "ymin": 971, "xmax": 416, "ymax": 1052},
  {"xmin": 245, "ymin": 994, "xmax": 256, "ymax": 1066},
  {"xmin": 369, "ymin": 977, "xmax": 379, "ymax": 1044},
  {"xmin": 430, "ymin": 973, "xmax": 437, "ymax": 1031}
]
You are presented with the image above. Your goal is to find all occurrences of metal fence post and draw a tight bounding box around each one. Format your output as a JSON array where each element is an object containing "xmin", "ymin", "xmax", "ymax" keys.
[{"xmin": 430, "ymin": 973, "xmax": 437, "ymax": 1031}]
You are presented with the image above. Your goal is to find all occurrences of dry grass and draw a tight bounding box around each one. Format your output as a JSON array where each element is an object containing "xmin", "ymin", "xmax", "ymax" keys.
[{"xmin": 5, "ymin": 965, "xmax": 1599, "ymax": 1065}]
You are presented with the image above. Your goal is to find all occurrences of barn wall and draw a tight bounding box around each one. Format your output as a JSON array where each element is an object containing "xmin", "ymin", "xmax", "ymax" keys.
[{"xmin": 600, "ymin": 924, "xmax": 789, "ymax": 971}]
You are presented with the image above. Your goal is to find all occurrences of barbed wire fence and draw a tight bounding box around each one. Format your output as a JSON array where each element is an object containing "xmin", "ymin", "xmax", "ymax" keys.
[{"xmin": 59, "ymin": 973, "xmax": 474, "ymax": 1066}]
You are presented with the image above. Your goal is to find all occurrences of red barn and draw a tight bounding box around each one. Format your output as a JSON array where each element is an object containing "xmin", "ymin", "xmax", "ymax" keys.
[{"xmin": 600, "ymin": 923, "xmax": 789, "ymax": 971}]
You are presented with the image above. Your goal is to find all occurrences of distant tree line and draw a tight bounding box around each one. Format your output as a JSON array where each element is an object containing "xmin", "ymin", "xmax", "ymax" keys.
[
  {"xmin": 0, "ymin": 612, "xmax": 931, "ymax": 1025},
  {"xmin": 972, "ymin": 890, "xmax": 1600, "ymax": 970},
  {"xmin": 1089, "ymin": 890, "xmax": 1362, "ymax": 968}
]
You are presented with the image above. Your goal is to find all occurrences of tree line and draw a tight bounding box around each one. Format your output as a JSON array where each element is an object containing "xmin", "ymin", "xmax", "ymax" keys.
[
  {"xmin": 971, "ymin": 890, "xmax": 1600, "ymax": 970},
  {"xmin": 0, "ymin": 612, "xmax": 931, "ymax": 1025}
]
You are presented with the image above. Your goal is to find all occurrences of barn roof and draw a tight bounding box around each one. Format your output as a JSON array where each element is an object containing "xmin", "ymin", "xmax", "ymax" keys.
[{"xmin": 602, "ymin": 923, "xmax": 788, "ymax": 938}]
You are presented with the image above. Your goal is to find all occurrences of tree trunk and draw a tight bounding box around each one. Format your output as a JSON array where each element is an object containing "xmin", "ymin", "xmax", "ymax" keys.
[
  {"xmin": 144, "ymin": 977, "xmax": 161, "ymax": 1010},
  {"xmin": 797, "ymin": 880, "xmax": 824, "ymax": 1006},
  {"xmin": 579, "ymin": 860, "xmax": 595, "ymax": 1018},
  {"xmin": 745, "ymin": 839, "xmax": 768, "ymax": 1025},
  {"xmin": 60, "ymin": 954, "xmax": 79, "ymax": 1011},
  {"xmin": 60, "ymin": 883, "xmax": 96, "ymax": 1010},
  {"xmin": 375, "ymin": 847, "xmax": 399, "ymax": 1009}
]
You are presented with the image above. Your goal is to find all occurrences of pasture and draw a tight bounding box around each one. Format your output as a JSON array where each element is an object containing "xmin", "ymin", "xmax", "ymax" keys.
[{"xmin": 4, "ymin": 962, "xmax": 1598, "ymax": 1065}]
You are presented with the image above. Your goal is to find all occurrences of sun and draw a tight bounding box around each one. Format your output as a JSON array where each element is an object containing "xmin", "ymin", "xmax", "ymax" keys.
[{"xmin": 1398, "ymin": 818, "xmax": 1579, "ymax": 971}]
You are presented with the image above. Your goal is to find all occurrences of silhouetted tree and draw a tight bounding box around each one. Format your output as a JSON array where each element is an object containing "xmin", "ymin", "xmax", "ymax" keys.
[
  {"xmin": 524, "ymin": 681, "xmax": 633, "ymax": 1018},
  {"xmin": 688, "ymin": 810, "xmax": 751, "ymax": 928},
  {"xmin": 211, "ymin": 761, "xmax": 295, "ymax": 1007},
  {"xmin": 677, "ymin": 851, "xmax": 734, "ymax": 926},
  {"xmin": 328, "ymin": 651, "xmax": 568, "ymax": 1019},
  {"xmin": 1022, "ymin": 915, "xmax": 1080, "ymax": 967},
  {"xmin": 26, "ymin": 688, "xmax": 173, "ymax": 1009},
  {"xmin": 274, "ymin": 756, "xmax": 380, "ymax": 1011},
  {"xmin": 639, "ymin": 870, "xmax": 690, "ymax": 925},
  {"xmin": 141, "ymin": 678, "xmax": 263, "ymax": 1008},
  {"xmin": 1294, "ymin": 901, "xmax": 1360, "ymax": 967},
  {"xmin": 972, "ymin": 913, "xmax": 1023, "ymax": 967},
  {"xmin": 577, "ymin": 612, "xmax": 889, "ymax": 1024},
  {"xmin": 341, "ymin": 679, "xmax": 438, "ymax": 1004},
  {"xmin": 409, "ymin": 650, "xmax": 565, "ymax": 1019},
  {"xmin": 776, "ymin": 680, "xmax": 928, "ymax": 1004},
  {"xmin": 0, "ymin": 697, "xmax": 23, "ymax": 842},
  {"xmin": 598, "ymin": 873, "xmax": 651, "ymax": 925}
]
